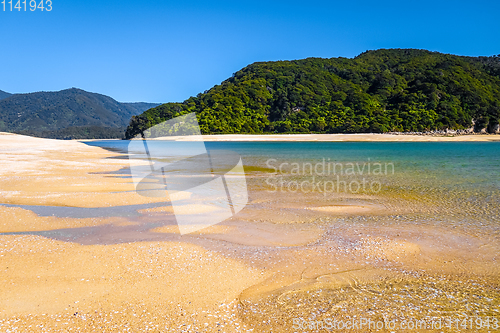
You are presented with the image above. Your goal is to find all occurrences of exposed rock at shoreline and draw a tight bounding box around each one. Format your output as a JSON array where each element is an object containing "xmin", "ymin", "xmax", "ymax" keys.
[{"xmin": 386, "ymin": 129, "xmax": 499, "ymax": 136}]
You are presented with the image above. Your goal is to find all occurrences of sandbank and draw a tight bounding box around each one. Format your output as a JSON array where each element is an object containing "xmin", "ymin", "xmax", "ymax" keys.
[{"xmin": 142, "ymin": 133, "xmax": 500, "ymax": 142}]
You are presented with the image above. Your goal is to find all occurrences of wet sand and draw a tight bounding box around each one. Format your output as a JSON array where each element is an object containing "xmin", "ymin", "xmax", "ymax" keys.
[{"xmin": 1, "ymin": 132, "xmax": 499, "ymax": 332}]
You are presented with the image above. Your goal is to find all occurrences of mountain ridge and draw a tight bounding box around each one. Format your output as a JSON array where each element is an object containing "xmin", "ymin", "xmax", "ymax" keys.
[
  {"xmin": 0, "ymin": 90, "xmax": 12, "ymax": 100},
  {"xmin": 0, "ymin": 88, "xmax": 160, "ymax": 139}
]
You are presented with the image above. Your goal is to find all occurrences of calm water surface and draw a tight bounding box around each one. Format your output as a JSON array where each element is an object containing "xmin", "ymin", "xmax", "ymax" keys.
[{"xmin": 71, "ymin": 141, "xmax": 500, "ymax": 330}]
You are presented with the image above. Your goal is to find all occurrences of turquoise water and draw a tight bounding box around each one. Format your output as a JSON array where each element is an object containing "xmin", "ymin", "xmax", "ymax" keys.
[
  {"xmin": 83, "ymin": 140, "xmax": 500, "ymax": 231},
  {"xmin": 85, "ymin": 140, "xmax": 500, "ymax": 190}
]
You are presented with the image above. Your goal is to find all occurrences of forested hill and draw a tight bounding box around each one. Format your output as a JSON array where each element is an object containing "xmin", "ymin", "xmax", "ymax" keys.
[
  {"xmin": 125, "ymin": 49, "xmax": 500, "ymax": 139},
  {"xmin": 0, "ymin": 88, "xmax": 159, "ymax": 139}
]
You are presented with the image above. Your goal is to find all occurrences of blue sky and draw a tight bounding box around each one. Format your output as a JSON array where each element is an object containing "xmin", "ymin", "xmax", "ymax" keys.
[{"xmin": 1, "ymin": 0, "xmax": 499, "ymax": 103}]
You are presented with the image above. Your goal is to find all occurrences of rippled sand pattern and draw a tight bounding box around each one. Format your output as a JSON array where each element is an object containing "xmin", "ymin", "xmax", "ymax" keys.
[{"xmin": 239, "ymin": 269, "xmax": 500, "ymax": 332}]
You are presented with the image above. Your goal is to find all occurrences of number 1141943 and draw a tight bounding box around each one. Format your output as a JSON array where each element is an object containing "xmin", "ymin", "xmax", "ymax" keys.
[{"xmin": 2, "ymin": 0, "xmax": 52, "ymax": 11}]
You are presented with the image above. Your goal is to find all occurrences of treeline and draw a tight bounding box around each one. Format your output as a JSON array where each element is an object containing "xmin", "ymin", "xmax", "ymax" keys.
[
  {"xmin": 125, "ymin": 49, "xmax": 500, "ymax": 138},
  {"xmin": 17, "ymin": 126, "xmax": 126, "ymax": 140}
]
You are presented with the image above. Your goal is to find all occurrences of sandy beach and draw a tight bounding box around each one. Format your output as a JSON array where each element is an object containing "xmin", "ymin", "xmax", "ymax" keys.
[
  {"xmin": 1, "ymin": 132, "xmax": 499, "ymax": 332},
  {"xmin": 0, "ymin": 133, "xmax": 270, "ymax": 331}
]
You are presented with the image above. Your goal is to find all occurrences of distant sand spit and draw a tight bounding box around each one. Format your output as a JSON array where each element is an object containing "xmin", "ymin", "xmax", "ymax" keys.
[
  {"xmin": 0, "ymin": 132, "xmax": 164, "ymax": 209},
  {"xmin": 138, "ymin": 133, "xmax": 500, "ymax": 142}
]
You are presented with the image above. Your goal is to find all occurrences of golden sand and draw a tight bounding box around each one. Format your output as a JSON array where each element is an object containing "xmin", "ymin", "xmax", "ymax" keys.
[
  {"xmin": 306, "ymin": 204, "xmax": 381, "ymax": 214},
  {"xmin": 0, "ymin": 133, "xmax": 271, "ymax": 331},
  {"xmin": 0, "ymin": 235, "xmax": 268, "ymax": 331},
  {"xmin": 0, "ymin": 133, "xmax": 168, "ymax": 209}
]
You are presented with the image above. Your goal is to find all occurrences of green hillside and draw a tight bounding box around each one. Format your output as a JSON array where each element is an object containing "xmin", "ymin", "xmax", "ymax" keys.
[
  {"xmin": 125, "ymin": 49, "xmax": 500, "ymax": 139},
  {"xmin": 0, "ymin": 88, "xmax": 159, "ymax": 139}
]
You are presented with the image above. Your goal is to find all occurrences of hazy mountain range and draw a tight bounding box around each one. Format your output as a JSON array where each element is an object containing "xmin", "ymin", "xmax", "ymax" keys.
[
  {"xmin": 0, "ymin": 88, "xmax": 159, "ymax": 139},
  {"xmin": 0, "ymin": 90, "xmax": 12, "ymax": 100}
]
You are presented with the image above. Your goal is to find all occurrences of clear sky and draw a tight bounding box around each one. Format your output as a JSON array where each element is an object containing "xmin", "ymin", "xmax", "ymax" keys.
[{"xmin": 1, "ymin": 0, "xmax": 499, "ymax": 103}]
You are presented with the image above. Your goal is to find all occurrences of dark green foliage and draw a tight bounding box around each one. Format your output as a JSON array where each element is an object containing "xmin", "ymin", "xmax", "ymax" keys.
[
  {"xmin": 0, "ymin": 88, "xmax": 160, "ymax": 139},
  {"xmin": 125, "ymin": 49, "xmax": 500, "ymax": 138}
]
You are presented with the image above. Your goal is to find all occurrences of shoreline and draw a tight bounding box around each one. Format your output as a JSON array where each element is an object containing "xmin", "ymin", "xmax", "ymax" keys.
[
  {"xmin": 3, "ymin": 131, "xmax": 500, "ymax": 142},
  {"xmin": 131, "ymin": 133, "xmax": 500, "ymax": 142}
]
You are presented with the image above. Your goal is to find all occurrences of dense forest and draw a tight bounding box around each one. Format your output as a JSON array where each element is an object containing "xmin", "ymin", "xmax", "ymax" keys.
[
  {"xmin": 125, "ymin": 49, "xmax": 500, "ymax": 139},
  {"xmin": 19, "ymin": 126, "xmax": 128, "ymax": 140},
  {"xmin": 0, "ymin": 88, "xmax": 159, "ymax": 139}
]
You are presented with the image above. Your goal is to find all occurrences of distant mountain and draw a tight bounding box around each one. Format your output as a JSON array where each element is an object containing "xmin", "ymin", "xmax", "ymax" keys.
[
  {"xmin": 0, "ymin": 88, "xmax": 160, "ymax": 139},
  {"xmin": 122, "ymin": 102, "xmax": 162, "ymax": 114},
  {"xmin": 0, "ymin": 90, "xmax": 11, "ymax": 100},
  {"xmin": 126, "ymin": 49, "xmax": 500, "ymax": 138}
]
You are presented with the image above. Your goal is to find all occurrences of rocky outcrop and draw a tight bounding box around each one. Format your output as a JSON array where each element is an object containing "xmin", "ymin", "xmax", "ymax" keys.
[{"xmin": 489, "ymin": 123, "xmax": 500, "ymax": 134}]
